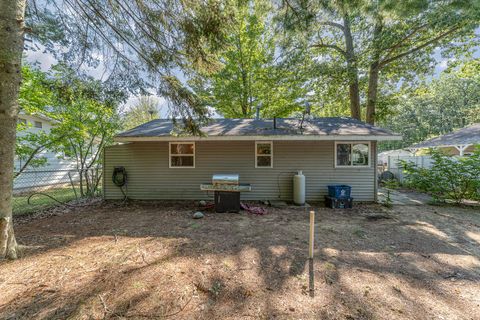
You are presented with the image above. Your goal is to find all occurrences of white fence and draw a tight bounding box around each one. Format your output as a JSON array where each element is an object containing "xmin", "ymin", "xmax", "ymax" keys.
[
  {"xmin": 378, "ymin": 155, "xmax": 433, "ymax": 182},
  {"xmin": 13, "ymin": 170, "xmax": 80, "ymax": 192}
]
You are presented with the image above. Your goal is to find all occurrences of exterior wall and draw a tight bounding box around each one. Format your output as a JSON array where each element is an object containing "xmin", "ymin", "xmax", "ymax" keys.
[
  {"xmin": 104, "ymin": 140, "xmax": 377, "ymax": 202},
  {"xmin": 14, "ymin": 114, "xmax": 78, "ymax": 191},
  {"xmin": 15, "ymin": 114, "xmax": 77, "ymax": 172}
]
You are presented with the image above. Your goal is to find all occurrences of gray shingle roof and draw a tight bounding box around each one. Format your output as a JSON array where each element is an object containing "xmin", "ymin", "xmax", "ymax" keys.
[
  {"xmin": 116, "ymin": 117, "xmax": 400, "ymax": 140},
  {"xmin": 411, "ymin": 123, "xmax": 480, "ymax": 148}
]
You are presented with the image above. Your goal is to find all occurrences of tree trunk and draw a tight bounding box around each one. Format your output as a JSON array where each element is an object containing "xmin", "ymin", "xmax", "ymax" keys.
[
  {"xmin": 343, "ymin": 15, "xmax": 361, "ymax": 120},
  {"xmin": 0, "ymin": 0, "xmax": 26, "ymax": 260},
  {"xmin": 366, "ymin": 16, "xmax": 383, "ymax": 125},
  {"xmin": 366, "ymin": 62, "xmax": 379, "ymax": 124}
]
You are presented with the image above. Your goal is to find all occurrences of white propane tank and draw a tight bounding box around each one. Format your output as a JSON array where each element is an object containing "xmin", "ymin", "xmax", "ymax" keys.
[{"xmin": 293, "ymin": 170, "xmax": 305, "ymax": 205}]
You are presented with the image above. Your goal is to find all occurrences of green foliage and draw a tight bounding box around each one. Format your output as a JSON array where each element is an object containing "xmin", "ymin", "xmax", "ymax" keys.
[
  {"xmin": 400, "ymin": 147, "xmax": 480, "ymax": 203},
  {"xmin": 16, "ymin": 64, "xmax": 125, "ymax": 196},
  {"xmin": 379, "ymin": 59, "xmax": 480, "ymax": 150},
  {"xmin": 122, "ymin": 96, "xmax": 160, "ymax": 130},
  {"xmin": 26, "ymin": 0, "xmax": 235, "ymax": 131},
  {"xmin": 190, "ymin": 0, "xmax": 305, "ymax": 118},
  {"xmin": 15, "ymin": 66, "xmax": 55, "ymax": 175},
  {"xmin": 276, "ymin": 0, "xmax": 480, "ymax": 123},
  {"xmin": 48, "ymin": 66, "xmax": 125, "ymax": 196}
]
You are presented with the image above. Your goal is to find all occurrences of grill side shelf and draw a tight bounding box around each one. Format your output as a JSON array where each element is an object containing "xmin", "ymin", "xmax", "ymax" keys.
[{"xmin": 200, "ymin": 183, "xmax": 251, "ymax": 192}]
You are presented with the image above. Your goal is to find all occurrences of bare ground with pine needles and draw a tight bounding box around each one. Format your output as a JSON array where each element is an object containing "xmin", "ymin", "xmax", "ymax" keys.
[{"xmin": 1, "ymin": 200, "xmax": 479, "ymax": 319}]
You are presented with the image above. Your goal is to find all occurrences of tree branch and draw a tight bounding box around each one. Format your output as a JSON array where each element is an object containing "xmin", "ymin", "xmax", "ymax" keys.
[
  {"xmin": 311, "ymin": 43, "xmax": 347, "ymax": 58},
  {"xmin": 381, "ymin": 23, "xmax": 428, "ymax": 61},
  {"xmin": 14, "ymin": 134, "xmax": 67, "ymax": 178},
  {"xmin": 379, "ymin": 25, "xmax": 462, "ymax": 68},
  {"xmin": 318, "ymin": 21, "xmax": 345, "ymax": 32},
  {"xmin": 14, "ymin": 145, "xmax": 46, "ymax": 178}
]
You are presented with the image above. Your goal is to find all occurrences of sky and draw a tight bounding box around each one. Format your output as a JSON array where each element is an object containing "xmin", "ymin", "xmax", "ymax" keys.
[{"xmin": 26, "ymin": 47, "xmax": 169, "ymax": 116}]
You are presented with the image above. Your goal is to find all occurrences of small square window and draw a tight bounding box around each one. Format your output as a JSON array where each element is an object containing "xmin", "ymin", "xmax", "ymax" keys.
[
  {"xmin": 169, "ymin": 142, "xmax": 195, "ymax": 168},
  {"xmin": 17, "ymin": 118, "xmax": 27, "ymax": 125},
  {"xmin": 255, "ymin": 141, "xmax": 273, "ymax": 168},
  {"xmin": 34, "ymin": 121, "xmax": 42, "ymax": 129}
]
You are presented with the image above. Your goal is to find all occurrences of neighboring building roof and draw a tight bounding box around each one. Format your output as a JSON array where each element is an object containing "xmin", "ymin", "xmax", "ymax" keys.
[
  {"xmin": 18, "ymin": 111, "xmax": 57, "ymax": 123},
  {"xmin": 378, "ymin": 149, "xmax": 413, "ymax": 157},
  {"xmin": 411, "ymin": 123, "xmax": 480, "ymax": 149},
  {"xmin": 115, "ymin": 117, "xmax": 401, "ymax": 142}
]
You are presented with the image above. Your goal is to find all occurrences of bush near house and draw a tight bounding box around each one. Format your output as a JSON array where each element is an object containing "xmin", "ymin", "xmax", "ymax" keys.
[{"xmin": 400, "ymin": 146, "xmax": 480, "ymax": 203}]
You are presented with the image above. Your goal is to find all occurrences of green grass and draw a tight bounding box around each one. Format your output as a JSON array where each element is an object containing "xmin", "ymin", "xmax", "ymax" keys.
[{"xmin": 13, "ymin": 187, "xmax": 79, "ymax": 216}]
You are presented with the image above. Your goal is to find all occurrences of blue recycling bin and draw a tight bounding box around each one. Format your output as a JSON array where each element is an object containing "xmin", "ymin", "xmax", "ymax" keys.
[{"xmin": 327, "ymin": 185, "xmax": 352, "ymax": 198}]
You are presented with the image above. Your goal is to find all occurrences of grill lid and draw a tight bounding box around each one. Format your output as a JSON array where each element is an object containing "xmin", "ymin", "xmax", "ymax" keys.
[{"xmin": 212, "ymin": 174, "xmax": 239, "ymax": 185}]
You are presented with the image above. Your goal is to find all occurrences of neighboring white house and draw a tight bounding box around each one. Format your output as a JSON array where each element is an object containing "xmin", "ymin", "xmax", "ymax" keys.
[
  {"xmin": 14, "ymin": 113, "xmax": 78, "ymax": 191},
  {"xmin": 377, "ymin": 149, "xmax": 414, "ymax": 166},
  {"xmin": 410, "ymin": 123, "xmax": 480, "ymax": 156},
  {"xmin": 15, "ymin": 113, "xmax": 77, "ymax": 172},
  {"xmin": 377, "ymin": 149, "xmax": 433, "ymax": 181}
]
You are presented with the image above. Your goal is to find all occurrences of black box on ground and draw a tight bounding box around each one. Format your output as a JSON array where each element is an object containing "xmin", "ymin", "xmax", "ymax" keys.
[
  {"xmin": 214, "ymin": 191, "xmax": 241, "ymax": 213},
  {"xmin": 325, "ymin": 196, "xmax": 353, "ymax": 209}
]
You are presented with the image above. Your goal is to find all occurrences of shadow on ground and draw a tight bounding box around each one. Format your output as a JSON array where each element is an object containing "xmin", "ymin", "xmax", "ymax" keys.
[{"xmin": 1, "ymin": 199, "xmax": 479, "ymax": 319}]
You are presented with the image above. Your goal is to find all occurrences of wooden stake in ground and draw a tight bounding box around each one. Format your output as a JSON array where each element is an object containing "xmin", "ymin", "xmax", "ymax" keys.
[
  {"xmin": 309, "ymin": 210, "xmax": 315, "ymax": 259},
  {"xmin": 0, "ymin": 0, "xmax": 27, "ymax": 260},
  {"xmin": 308, "ymin": 210, "xmax": 315, "ymax": 297}
]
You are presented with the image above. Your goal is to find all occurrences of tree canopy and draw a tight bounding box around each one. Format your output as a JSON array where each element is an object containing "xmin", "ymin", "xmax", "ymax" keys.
[
  {"xmin": 189, "ymin": 0, "xmax": 306, "ymax": 118},
  {"xmin": 380, "ymin": 58, "xmax": 480, "ymax": 150},
  {"xmin": 276, "ymin": 0, "xmax": 480, "ymax": 123}
]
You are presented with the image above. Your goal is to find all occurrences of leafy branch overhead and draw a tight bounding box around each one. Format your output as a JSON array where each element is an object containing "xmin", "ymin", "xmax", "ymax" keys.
[{"xmin": 27, "ymin": 0, "xmax": 235, "ymax": 132}]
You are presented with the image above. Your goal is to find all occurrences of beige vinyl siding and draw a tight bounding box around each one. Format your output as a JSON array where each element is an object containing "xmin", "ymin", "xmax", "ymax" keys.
[{"xmin": 104, "ymin": 140, "xmax": 376, "ymax": 201}]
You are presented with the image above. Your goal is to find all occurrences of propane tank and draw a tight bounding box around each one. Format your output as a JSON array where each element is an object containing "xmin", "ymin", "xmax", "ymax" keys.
[{"xmin": 293, "ymin": 170, "xmax": 305, "ymax": 205}]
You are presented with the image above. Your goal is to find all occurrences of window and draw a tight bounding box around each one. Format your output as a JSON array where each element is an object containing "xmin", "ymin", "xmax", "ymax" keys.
[
  {"xmin": 335, "ymin": 142, "xmax": 370, "ymax": 167},
  {"xmin": 17, "ymin": 118, "xmax": 27, "ymax": 125},
  {"xmin": 255, "ymin": 141, "xmax": 273, "ymax": 168},
  {"xmin": 34, "ymin": 121, "xmax": 42, "ymax": 129},
  {"xmin": 169, "ymin": 142, "xmax": 195, "ymax": 168}
]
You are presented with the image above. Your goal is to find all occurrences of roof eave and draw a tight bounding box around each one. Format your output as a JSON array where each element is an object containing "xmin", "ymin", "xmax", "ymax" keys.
[
  {"xmin": 114, "ymin": 134, "xmax": 402, "ymax": 142},
  {"xmin": 410, "ymin": 142, "xmax": 475, "ymax": 149}
]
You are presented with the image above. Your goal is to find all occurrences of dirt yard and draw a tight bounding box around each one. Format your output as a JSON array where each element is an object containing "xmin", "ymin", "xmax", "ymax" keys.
[{"xmin": 1, "ymin": 199, "xmax": 480, "ymax": 320}]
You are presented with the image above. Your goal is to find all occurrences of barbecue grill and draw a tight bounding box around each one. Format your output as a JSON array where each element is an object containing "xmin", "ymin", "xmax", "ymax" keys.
[{"xmin": 200, "ymin": 174, "xmax": 251, "ymax": 212}]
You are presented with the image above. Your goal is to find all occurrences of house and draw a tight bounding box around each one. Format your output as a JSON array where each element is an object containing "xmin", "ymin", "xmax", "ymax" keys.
[
  {"xmin": 377, "ymin": 149, "xmax": 414, "ymax": 167},
  {"xmin": 14, "ymin": 113, "xmax": 77, "ymax": 191},
  {"xmin": 103, "ymin": 118, "xmax": 401, "ymax": 202},
  {"xmin": 410, "ymin": 123, "xmax": 480, "ymax": 156},
  {"xmin": 15, "ymin": 113, "xmax": 77, "ymax": 172}
]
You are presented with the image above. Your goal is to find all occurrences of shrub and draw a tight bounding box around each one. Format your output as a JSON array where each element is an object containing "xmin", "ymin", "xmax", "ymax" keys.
[{"xmin": 400, "ymin": 146, "xmax": 480, "ymax": 203}]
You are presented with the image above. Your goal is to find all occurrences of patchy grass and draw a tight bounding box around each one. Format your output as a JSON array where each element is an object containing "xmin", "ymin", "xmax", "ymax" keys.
[
  {"xmin": 1, "ymin": 200, "xmax": 479, "ymax": 319},
  {"xmin": 13, "ymin": 187, "xmax": 79, "ymax": 216}
]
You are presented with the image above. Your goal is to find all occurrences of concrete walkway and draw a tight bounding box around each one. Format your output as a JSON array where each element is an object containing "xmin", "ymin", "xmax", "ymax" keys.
[{"xmin": 378, "ymin": 188, "xmax": 432, "ymax": 205}]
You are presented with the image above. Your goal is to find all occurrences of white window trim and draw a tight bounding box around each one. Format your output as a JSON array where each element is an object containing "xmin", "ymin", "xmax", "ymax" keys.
[
  {"xmin": 334, "ymin": 141, "xmax": 371, "ymax": 168},
  {"xmin": 169, "ymin": 142, "xmax": 195, "ymax": 168},
  {"xmin": 255, "ymin": 141, "xmax": 273, "ymax": 168}
]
